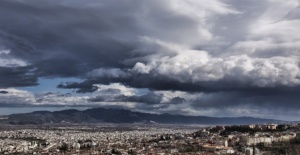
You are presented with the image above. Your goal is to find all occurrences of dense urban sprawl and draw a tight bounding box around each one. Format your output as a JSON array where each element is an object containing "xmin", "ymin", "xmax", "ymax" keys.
[{"xmin": 1, "ymin": 124, "xmax": 300, "ymax": 154}]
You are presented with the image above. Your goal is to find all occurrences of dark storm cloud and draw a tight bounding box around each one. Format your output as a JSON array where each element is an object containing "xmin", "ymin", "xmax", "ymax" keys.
[
  {"xmin": 57, "ymin": 71, "xmax": 300, "ymax": 94},
  {"xmin": 0, "ymin": 90, "xmax": 8, "ymax": 94},
  {"xmin": 0, "ymin": 0, "xmax": 238, "ymax": 88},
  {"xmin": 57, "ymin": 75, "xmax": 216, "ymax": 93},
  {"xmin": 1, "ymin": 0, "xmax": 299, "ymax": 90},
  {"xmin": 0, "ymin": 0, "xmax": 300, "ymax": 118},
  {"xmin": 191, "ymin": 86, "xmax": 300, "ymax": 109},
  {"xmin": 57, "ymin": 81, "xmax": 98, "ymax": 93},
  {"xmin": 0, "ymin": 0, "xmax": 135, "ymax": 80},
  {"xmin": 0, "ymin": 66, "xmax": 38, "ymax": 88},
  {"xmin": 167, "ymin": 97, "xmax": 186, "ymax": 105}
]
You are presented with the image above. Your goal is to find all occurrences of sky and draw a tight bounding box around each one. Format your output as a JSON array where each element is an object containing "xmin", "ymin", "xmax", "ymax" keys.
[{"xmin": 0, "ymin": 0, "xmax": 300, "ymax": 120}]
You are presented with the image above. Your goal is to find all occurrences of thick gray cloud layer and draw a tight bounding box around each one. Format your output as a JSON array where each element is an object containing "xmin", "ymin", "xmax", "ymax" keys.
[{"xmin": 0, "ymin": 0, "xmax": 300, "ymax": 119}]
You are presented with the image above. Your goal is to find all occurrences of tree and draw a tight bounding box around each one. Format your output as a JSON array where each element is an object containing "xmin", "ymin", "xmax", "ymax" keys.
[{"xmin": 58, "ymin": 142, "xmax": 68, "ymax": 153}]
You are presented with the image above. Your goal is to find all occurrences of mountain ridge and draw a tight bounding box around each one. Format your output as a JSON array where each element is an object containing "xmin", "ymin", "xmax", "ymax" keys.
[{"xmin": 0, "ymin": 107, "xmax": 285, "ymax": 125}]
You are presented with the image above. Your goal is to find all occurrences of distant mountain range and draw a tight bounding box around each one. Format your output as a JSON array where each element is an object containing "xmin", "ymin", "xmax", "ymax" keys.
[{"xmin": 0, "ymin": 108, "xmax": 285, "ymax": 125}]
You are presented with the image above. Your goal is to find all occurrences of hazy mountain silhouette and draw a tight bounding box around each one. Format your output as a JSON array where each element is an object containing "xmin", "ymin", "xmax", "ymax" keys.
[{"xmin": 1, "ymin": 107, "xmax": 284, "ymax": 125}]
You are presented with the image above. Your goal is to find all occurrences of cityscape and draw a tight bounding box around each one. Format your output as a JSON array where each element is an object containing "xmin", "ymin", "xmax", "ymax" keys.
[
  {"xmin": 1, "ymin": 123, "xmax": 300, "ymax": 154},
  {"xmin": 1, "ymin": 0, "xmax": 300, "ymax": 154}
]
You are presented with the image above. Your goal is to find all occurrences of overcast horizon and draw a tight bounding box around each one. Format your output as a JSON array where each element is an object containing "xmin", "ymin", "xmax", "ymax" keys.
[{"xmin": 0, "ymin": 0, "xmax": 300, "ymax": 121}]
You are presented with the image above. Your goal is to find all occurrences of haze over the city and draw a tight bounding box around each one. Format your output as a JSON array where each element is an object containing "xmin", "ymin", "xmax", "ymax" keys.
[{"xmin": 0, "ymin": 0, "xmax": 300, "ymax": 120}]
